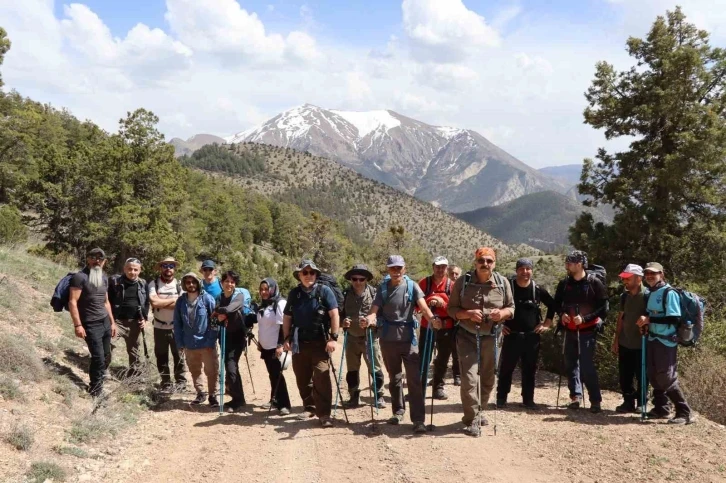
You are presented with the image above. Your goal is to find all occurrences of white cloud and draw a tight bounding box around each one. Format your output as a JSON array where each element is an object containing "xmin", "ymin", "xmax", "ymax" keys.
[
  {"xmin": 416, "ymin": 63, "xmax": 479, "ymax": 90},
  {"xmin": 402, "ymin": 0, "xmax": 500, "ymax": 62}
]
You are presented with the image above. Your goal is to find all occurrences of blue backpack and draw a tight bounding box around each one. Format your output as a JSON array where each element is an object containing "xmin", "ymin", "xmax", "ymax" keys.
[
  {"xmin": 662, "ymin": 287, "xmax": 706, "ymax": 347},
  {"xmin": 50, "ymin": 272, "xmax": 76, "ymax": 312},
  {"xmin": 377, "ymin": 275, "xmax": 419, "ymax": 345}
]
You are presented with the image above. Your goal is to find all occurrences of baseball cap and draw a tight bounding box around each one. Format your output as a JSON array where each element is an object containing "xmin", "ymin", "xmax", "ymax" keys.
[
  {"xmin": 200, "ymin": 259, "xmax": 216, "ymax": 269},
  {"xmin": 86, "ymin": 247, "xmax": 106, "ymax": 259},
  {"xmin": 386, "ymin": 255, "xmax": 405, "ymax": 267},
  {"xmin": 433, "ymin": 256, "xmax": 448, "ymax": 266},
  {"xmin": 644, "ymin": 262, "xmax": 664, "ymax": 273},
  {"xmin": 619, "ymin": 263, "xmax": 644, "ymax": 278}
]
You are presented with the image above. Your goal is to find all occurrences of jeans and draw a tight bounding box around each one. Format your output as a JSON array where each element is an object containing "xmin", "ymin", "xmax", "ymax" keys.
[
  {"xmin": 153, "ymin": 328, "xmax": 187, "ymax": 385},
  {"xmin": 497, "ymin": 332, "xmax": 540, "ymax": 403},
  {"xmin": 83, "ymin": 317, "xmax": 112, "ymax": 396},
  {"xmin": 565, "ymin": 330, "xmax": 602, "ymax": 403}
]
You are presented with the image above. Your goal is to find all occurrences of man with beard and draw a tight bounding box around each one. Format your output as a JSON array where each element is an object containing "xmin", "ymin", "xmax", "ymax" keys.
[
  {"xmin": 108, "ymin": 258, "xmax": 150, "ymax": 376},
  {"xmin": 68, "ymin": 248, "xmax": 117, "ymax": 398},
  {"xmin": 553, "ymin": 250, "xmax": 608, "ymax": 413},
  {"xmin": 149, "ymin": 257, "xmax": 187, "ymax": 391}
]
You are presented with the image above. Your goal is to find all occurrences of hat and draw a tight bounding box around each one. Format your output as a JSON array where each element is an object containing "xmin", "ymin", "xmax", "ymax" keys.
[
  {"xmin": 200, "ymin": 259, "xmax": 216, "ymax": 270},
  {"xmin": 156, "ymin": 257, "xmax": 180, "ymax": 270},
  {"xmin": 433, "ymin": 256, "xmax": 449, "ymax": 266},
  {"xmin": 516, "ymin": 258, "xmax": 533, "ymax": 270},
  {"xmin": 386, "ymin": 255, "xmax": 406, "ymax": 267},
  {"xmin": 619, "ymin": 264, "xmax": 644, "ymax": 278},
  {"xmin": 644, "ymin": 262, "xmax": 664, "ymax": 273},
  {"xmin": 344, "ymin": 264, "xmax": 373, "ymax": 281},
  {"xmin": 474, "ymin": 247, "xmax": 496, "ymax": 260},
  {"xmin": 181, "ymin": 272, "xmax": 200, "ymax": 287},
  {"xmin": 293, "ymin": 259, "xmax": 321, "ymax": 280},
  {"xmin": 86, "ymin": 247, "xmax": 106, "ymax": 258}
]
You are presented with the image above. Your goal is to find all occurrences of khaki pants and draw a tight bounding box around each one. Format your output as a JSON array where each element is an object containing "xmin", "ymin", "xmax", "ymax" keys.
[
  {"xmin": 457, "ymin": 329, "xmax": 496, "ymax": 425},
  {"xmin": 380, "ymin": 341, "xmax": 425, "ymax": 423},
  {"xmin": 115, "ymin": 319, "xmax": 142, "ymax": 370},
  {"xmin": 345, "ymin": 333, "xmax": 384, "ymax": 374},
  {"xmin": 186, "ymin": 347, "xmax": 219, "ymax": 397},
  {"xmin": 292, "ymin": 341, "xmax": 332, "ymax": 418}
]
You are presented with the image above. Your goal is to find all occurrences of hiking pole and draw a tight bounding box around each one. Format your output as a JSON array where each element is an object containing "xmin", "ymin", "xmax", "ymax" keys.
[
  {"xmin": 419, "ymin": 326, "xmax": 433, "ymax": 401},
  {"xmin": 493, "ymin": 322, "xmax": 501, "ymax": 436},
  {"xmin": 427, "ymin": 327, "xmax": 437, "ymax": 432},
  {"xmin": 333, "ymin": 328, "xmax": 348, "ymax": 417},
  {"xmin": 367, "ymin": 326, "xmax": 379, "ymax": 416},
  {"xmin": 266, "ymin": 350, "xmax": 289, "ymax": 424},
  {"xmin": 137, "ymin": 308, "xmax": 150, "ymax": 361},
  {"xmin": 243, "ymin": 340, "xmax": 256, "ymax": 395},
  {"xmin": 556, "ymin": 324, "xmax": 565, "ymax": 409},
  {"xmin": 328, "ymin": 340, "xmax": 350, "ymax": 424},
  {"xmin": 641, "ymin": 333, "xmax": 647, "ymax": 422},
  {"xmin": 575, "ymin": 306, "xmax": 587, "ymax": 409},
  {"xmin": 475, "ymin": 322, "xmax": 482, "ymax": 438},
  {"xmin": 219, "ymin": 325, "xmax": 226, "ymax": 415}
]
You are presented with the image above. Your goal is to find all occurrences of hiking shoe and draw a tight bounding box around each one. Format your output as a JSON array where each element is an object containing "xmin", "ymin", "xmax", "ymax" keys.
[
  {"xmin": 191, "ymin": 392, "xmax": 207, "ymax": 405},
  {"xmin": 616, "ymin": 402, "xmax": 637, "ymax": 414},
  {"xmin": 344, "ymin": 391, "xmax": 361, "ymax": 408},
  {"xmin": 479, "ymin": 414, "xmax": 489, "ymax": 426},
  {"xmin": 320, "ymin": 417, "xmax": 334, "ymax": 428},
  {"xmin": 496, "ymin": 399, "xmax": 507, "ymax": 409},
  {"xmin": 412, "ymin": 422, "xmax": 427, "ymax": 434},
  {"xmin": 296, "ymin": 409, "xmax": 316, "ymax": 421},
  {"xmin": 668, "ymin": 415, "xmax": 694, "ymax": 425},
  {"xmin": 208, "ymin": 396, "xmax": 220, "ymax": 408},
  {"xmin": 278, "ymin": 407, "xmax": 291, "ymax": 416},
  {"xmin": 590, "ymin": 403, "xmax": 602, "ymax": 414},
  {"xmin": 174, "ymin": 382, "xmax": 189, "ymax": 393},
  {"xmin": 453, "ymin": 376, "xmax": 461, "ymax": 386},
  {"xmin": 387, "ymin": 414, "xmax": 404, "ymax": 425},
  {"xmin": 464, "ymin": 423, "xmax": 481, "ymax": 437},
  {"xmin": 567, "ymin": 399, "xmax": 581, "ymax": 410},
  {"xmin": 433, "ymin": 389, "xmax": 448, "ymax": 400},
  {"xmin": 646, "ymin": 408, "xmax": 670, "ymax": 420},
  {"xmin": 260, "ymin": 400, "xmax": 274, "ymax": 409},
  {"xmin": 522, "ymin": 401, "xmax": 539, "ymax": 410}
]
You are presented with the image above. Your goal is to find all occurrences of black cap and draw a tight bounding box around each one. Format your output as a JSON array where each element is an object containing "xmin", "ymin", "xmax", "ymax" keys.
[{"xmin": 86, "ymin": 247, "xmax": 106, "ymax": 259}]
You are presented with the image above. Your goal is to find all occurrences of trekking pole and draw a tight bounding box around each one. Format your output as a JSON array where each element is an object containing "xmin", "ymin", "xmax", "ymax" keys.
[
  {"xmin": 427, "ymin": 327, "xmax": 437, "ymax": 432},
  {"xmin": 475, "ymin": 322, "xmax": 482, "ymax": 438},
  {"xmin": 493, "ymin": 322, "xmax": 501, "ymax": 436},
  {"xmin": 328, "ymin": 343, "xmax": 350, "ymax": 424},
  {"xmin": 641, "ymin": 333, "xmax": 647, "ymax": 422},
  {"xmin": 419, "ymin": 326, "xmax": 434, "ymax": 402},
  {"xmin": 575, "ymin": 306, "xmax": 587, "ymax": 409},
  {"xmin": 333, "ymin": 329, "xmax": 348, "ymax": 417},
  {"xmin": 266, "ymin": 349, "xmax": 289, "ymax": 424},
  {"xmin": 243, "ymin": 341, "xmax": 256, "ymax": 395},
  {"xmin": 556, "ymin": 324, "xmax": 565, "ymax": 409},
  {"xmin": 219, "ymin": 325, "xmax": 226, "ymax": 415},
  {"xmin": 367, "ymin": 326, "xmax": 379, "ymax": 416},
  {"xmin": 137, "ymin": 308, "xmax": 150, "ymax": 361}
]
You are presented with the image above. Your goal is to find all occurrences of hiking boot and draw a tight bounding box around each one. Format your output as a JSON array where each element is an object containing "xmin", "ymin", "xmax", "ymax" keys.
[
  {"xmin": 376, "ymin": 396, "xmax": 387, "ymax": 409},
  {"xmin": 453, "ymin": 376, "xmax": 461, "ymax": 386},
  {"xmin": 433, "ymin": 388, "xmax": 448, "ymax": 400},
  {"xmin": 278, "ymin": 407, "xmax": 291, "ymax": 416},
  {"xmin": 320, "ymin": 417, "xmax": 334, "ymax": 428},
  {"xmin": 191, "ymin": 392, "xmax": 207, "ymax": 405},
  {"xmin": 646, "ymin": 408, "xmax": 670, "ymax": 420},
  {"xmin": 668, "ymin": 415, "xmax": 695, "ymax": 425},
  {"xmin": 387, "ymin": 414, "xmax": 404, "ymax": 425},
  {"xmin": 296, "ymin": 409, "xmax": 316, "ymax": 421},
  {"xmin": 496, "ymin": 399, "xmax": 507, "ymax": 409},
  {"xmin": 567, "ymin": 399, "xmax": 581, "ymax": 410},
  {"xmin": 174, "ymin": 382, "xmax": 189, "ymax": 393},
  {"xmin": 260, "ymin": 400, "xmax": 274, "ymax": 409},
  {"xmin": 590, "ymin": 403, "xmax": 602, "ymax": 414},
  {"xmin": 521, "ymin": 401, "xmax": 539, "ymax": 410},
  {"xmin": 616, "ymin": 402, "xmax": 637, "ymax": 414},
  {"xmin": 464, "ymin": 423, "xmax": 481, "ymax": 437},
  {"xmin": 412, "ymin": 422, "xmax": 427, "ymax": 434},
  {"xmin": 344, "ymin": 391, "xmax": 361, "ymax": 408},
  {"xmin": 208, "ymin": 396, "xmax": 219, "ymax": 408}
]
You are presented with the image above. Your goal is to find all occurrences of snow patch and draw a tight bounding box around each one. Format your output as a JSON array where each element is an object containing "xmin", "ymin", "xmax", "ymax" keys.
[
  {"xmin": 436, "ymin": 126, "xmax": 465, "ymax": 139},
  {"xmin": 330, "ymin": 109, "xmax": 401, "ymax": 138}
]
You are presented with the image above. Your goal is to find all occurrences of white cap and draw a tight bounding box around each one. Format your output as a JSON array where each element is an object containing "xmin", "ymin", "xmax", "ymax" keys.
[
  {"xmin": 433, "ymin": 256, "xmax": 449, "ymax": 266},
  {"xmin": 619, "ymin": 264, "xmax": 644, "ymax": 278}
]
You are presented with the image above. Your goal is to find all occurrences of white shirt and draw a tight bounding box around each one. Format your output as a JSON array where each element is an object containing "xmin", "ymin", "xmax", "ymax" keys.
[
  {"xmin": 149, "ymin": 278, "xmax": 181, "ymax": 328},
  {"xmin": 257, "ymin": 299, "xmax": 286, "ymax": 350}
]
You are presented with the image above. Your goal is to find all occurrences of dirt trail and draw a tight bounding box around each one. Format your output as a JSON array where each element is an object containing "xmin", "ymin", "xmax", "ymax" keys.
[{"xmin": 96, "ymin": 339, "xmax": 726, "ymax": 483}]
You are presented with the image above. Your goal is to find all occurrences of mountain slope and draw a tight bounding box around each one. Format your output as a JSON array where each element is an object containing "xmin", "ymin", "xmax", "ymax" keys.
[
  {"xmin": 225, "ymin": 104, "xmax": 569, "ymax": 212},
  {"xmin": 456, "ymin": 190, "xmax": 610, "ymax": 251},
  {"xmin": 190, "ymin": 142, "xmax": 538, "ymax": 261},
  {"xmin": 170, "ymin": 134, "xmax": 226, "ymax": 157},
  {"xmin": 538, "ymin": 164, "xmax": 583, "ymax": 189}
]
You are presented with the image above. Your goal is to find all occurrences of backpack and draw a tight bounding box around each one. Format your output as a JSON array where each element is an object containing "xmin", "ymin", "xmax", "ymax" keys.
[
  {"xmin": 585, "ymin": 264, "xmax": 607, "ymax": 289},
  {"xmin": 662, "ymin": 287, "xmax": 706, "ymax": 347},
  {"xmin": 379, "ymin": 274, "xmax": 415, "ymax": 303},
  {"xmin": 509, "ymin": 276, "xmax": 541, "ymax": 321},
  {"xmin": 460, "ymin": 271, "xmax": 507, "ymax": 302},
  {"xmin": 378, "ymin": 275, "xmax": 419, "ymax": 345},
  {"xmin": 423, "ymin": 276, "xmax": 451, "ymax": 297},
  {"xmin": 50, "ymin": 272, "xmax": 76, "ymax": 312},
  {"xmin": 154, "ymin": 278, "xmax": 182, "ymax": 299},
  {"xmin": 215, "ymin": 287, "xmax": 253, "ymax": 330},
  {"xmin": 317, "ymin": 273, "xmax": 345, "ymax": 309}
]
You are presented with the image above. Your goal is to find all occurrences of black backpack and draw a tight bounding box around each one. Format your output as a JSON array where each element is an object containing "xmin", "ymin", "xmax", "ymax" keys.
[
  {"xmin": 316, "ymin": 273, "xmax": 345, "ymax": 309},
  {"xmin": 50, "ymin": 272, "xmax": 76, "ymax": 312}
]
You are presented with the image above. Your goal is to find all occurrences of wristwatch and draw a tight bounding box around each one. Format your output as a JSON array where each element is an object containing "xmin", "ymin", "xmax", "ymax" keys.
[{"xmin": 330, "ymin": 332, "xmax": 339, "ymax": 341}]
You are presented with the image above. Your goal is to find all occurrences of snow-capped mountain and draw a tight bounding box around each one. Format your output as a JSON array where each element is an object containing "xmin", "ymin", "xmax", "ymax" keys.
[{"xmin": 226, "ymin": 104, "xmax": 568, "ymax": 212}]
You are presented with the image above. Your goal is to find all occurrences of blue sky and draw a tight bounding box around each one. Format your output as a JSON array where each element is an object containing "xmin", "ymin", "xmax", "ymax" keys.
[{"xmin": 2, "ymin": 0, "xmax": 724, "ymax": 168}]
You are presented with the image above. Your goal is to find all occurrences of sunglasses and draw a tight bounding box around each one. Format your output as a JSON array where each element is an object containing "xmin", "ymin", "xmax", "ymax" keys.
[
  {"xmin": 161, "ymin": 264, "xmax": 176, "ymax": 270},
  {"xmin": 201, "ymin": 268, "xmax": 214, "ymax": 272},
  {"xmin": 351, "ymin": 277, "xmax": 367, "ymax": 282},
  {"xmin": 476, "ymin": 258, "xmax": 495, "ymax": 265},
  {"xmin": 300, "ymin": 270, "xmax": 317, "ymax": 276},
  {"xmin": 184, "ymin": 280, "xmax": 197, "ymax": 285}
]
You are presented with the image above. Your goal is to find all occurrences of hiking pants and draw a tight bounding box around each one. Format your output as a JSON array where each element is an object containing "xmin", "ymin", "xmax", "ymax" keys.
[
  {"xmin": 83, "ymin": 317, "xmax": 112, "ymax": 397},
  {"xmin": 497, "ymin": 332, "xmax": 540, "ymax": 403},
  {"xmin": 420, "ymin": 327, "xmax": 460, "ymax": 392},
  {"xmin": 380, "ymin": 340, "xmax": 425, "ymax": 423},
  {"xmin": 565, "ymin": 330, "xmax": 602, "ymax": 403},
  {"xmin": 186, "ymin": 347, "xmax": 219, "ymax": 397},
  {"xmin": 115, "ymin": 318, "xmax": 142, "ymax": 371},
  {"xmin": 345, "ymin": 333, "xmax": 385, "ymax": 397},
  {"xmin": 292, "ymin": 341, "xmax": 332, "ymax": 418},
  {"xmin": 261, "ymin": 348, "xmax": 291, "ymax": 410},
  {"xmin": 618, "ymin": 345, "xmax": 647, "ymax": 406},
  {"xmin": 153, "ymin": 327, "xmax": 187, "ymax": 386},
  {"xmin": 223, "ymin": 331, "xmax": 247, "ymax": 405},
  {"xmin": 457, "ymin": 329, "xmax": 496, "ymax": 425},
  {"xmin": 647, "ymin": 340, "xmax": 691, "ymax": 417}
]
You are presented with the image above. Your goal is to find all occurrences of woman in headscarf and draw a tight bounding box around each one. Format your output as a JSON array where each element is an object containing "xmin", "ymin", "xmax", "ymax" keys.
[{"xmin": 257, "ymin": 278, "xmax": 291, "ymax": 415}]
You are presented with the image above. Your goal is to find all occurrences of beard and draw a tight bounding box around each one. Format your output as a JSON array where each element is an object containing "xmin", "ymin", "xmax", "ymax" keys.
[{"xmin": 88, "ymin": 266, "xmax": 104, "ymax": 289}]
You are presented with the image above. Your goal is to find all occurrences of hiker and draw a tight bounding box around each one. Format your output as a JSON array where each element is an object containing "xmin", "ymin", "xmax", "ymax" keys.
[
  {"xmin": 200, "ymin": 259, "xmax": 222, "ymax": 299},
  {"xmin": 636, "ymin": 263, "xmax": 694, "ymax": 425},
  {"xmin": 446, "ymin": 247, "xmax": 514, "ymax": 436},
  {"xmin": 340, "ymin": 264, "xmax": 386, "ymax": 409},
  {"xmin": 173, "ymin": 272, "xmax": 220, "ymax": 407},
  {"xmin": 212, "ymin": 270, "xmax": 252, "ymax": 413},
  {"xmin": 612, "ymin": 264, "xmax": 649, "ymax": 413},
  {"xmin": 362, "ymin": 255, "xmax": 441, "ymax": 434},
  {"xmin": 496, "ymin": 258, "xmax": 555, "ymax": 409},
  {"xmin": 107, "ymin": 257, "xmax": 150, "ymax": 376},
  {"xmin": 448, "ymin": 265, "xmax": 462, "ymax": 282},
  {"xmin": 553, "ymin": 250, "xmax": 608, "ymax": 413},
  {"xmin": 68, "ymin": 248, "xmax": 117, "ymax": 398},
  {"xmin": 418, "ymin": 256, "xmax": 460, "ymax": 399},
  {"xmin": 282, "ymin": 259, "xmax": 340, "ymax": 428},
  {"xmin": 257, "ymin": 278, "xmax": 291, "ymax": 416},
  {"xmin": 149, "ymin": 257, "xmax": 187, "ymax": 391}
]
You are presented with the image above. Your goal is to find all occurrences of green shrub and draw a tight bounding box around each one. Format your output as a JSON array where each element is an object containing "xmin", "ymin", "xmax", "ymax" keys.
[
  {"xmin": 5, "ymin": 423, "xmax": 34, "ymax": 450},
  {"xmin": 0, "ymin": 205, "xmax": 27, "ymax": 246},
  {"xmin": 26, "ymin": 461, "xmax": 66, "ymax": 482},
  {"xmin": 53, "ymin": 445, "xmax": 90, "ymax": 458}
]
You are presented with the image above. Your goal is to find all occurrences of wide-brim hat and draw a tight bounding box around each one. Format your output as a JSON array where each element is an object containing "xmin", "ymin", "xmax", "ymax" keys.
[
  {"xmin": 181, "ymin": 272, "xmax": 200, "ymax": 288},
  {"xmin": 344, "ymin": 264, "xmax": 373, "ymax": 281},
  {"xmin": 293, "ymin": 259, "xmax": 321, "ymax": 281},
  {"xmin": 156, "ymin": 257, "xmax": 180, "ymax": 270}
]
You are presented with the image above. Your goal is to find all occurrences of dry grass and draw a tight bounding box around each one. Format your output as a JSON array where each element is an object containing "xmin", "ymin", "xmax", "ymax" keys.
[
  {"xmin": 0, "ymin": 332, "xmax": 46, "ymax": 382},
  {"xmin": 5, "ymin": 423, "xmax": 34, "ymax": 451},
  {"xmin": 26, "ymin": 461, "xmax": 67, "ymax": 482},
  {"xmin": 680, "ymin": 347, "xmax": 726, "ymax": 425}
]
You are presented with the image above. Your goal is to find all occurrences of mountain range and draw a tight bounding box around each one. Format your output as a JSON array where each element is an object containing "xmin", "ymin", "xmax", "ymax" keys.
[{"xmin": 170, "ymin": 134, "xmax": 226, "ymax": 157}]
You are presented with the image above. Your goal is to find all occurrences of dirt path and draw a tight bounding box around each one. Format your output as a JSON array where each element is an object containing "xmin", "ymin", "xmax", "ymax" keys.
[{"xmin": 95, "ymin": 340, "xmax": 726, "ymax": 483}]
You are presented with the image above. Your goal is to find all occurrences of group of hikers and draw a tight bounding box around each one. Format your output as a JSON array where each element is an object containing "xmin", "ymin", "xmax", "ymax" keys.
[{"xmin": 64, "ymin": 245, "xmax": 696, "ymax": 438}]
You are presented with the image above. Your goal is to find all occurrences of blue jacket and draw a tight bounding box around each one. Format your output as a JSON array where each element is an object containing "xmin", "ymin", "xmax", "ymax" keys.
[{"xmin": 173, "ymin": 291, "xmax": 218, "ymax": 350}]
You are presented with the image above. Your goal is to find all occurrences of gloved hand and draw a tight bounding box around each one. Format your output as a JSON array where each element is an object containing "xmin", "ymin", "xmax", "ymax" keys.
[{"xmin": 595, "ymin": 320, "xmax": 606, "ymax": 334}]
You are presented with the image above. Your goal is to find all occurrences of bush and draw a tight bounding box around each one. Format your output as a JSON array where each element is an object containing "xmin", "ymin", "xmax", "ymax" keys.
[
  {"xmin": 0, "ymin": 205, "xmax": 27, "ymax": 246},
  {"xmin": 26, "ymin": 461, "xmax": 66, "ymax": 482},
  {"xmin": 5, "ymin": 423, "xmax": 34, "ymax": 450},
  {"xmin": 680, "ymin": 347, "xmax": 726, "ymax": 425},
  {"xmin": 54, "ymin": 445, "xmax": 90, "ymax": 458},
  {"xmin": 0, "ymin": 332, "xmax": 46, "ymax": 381},
  {"xmin": 0, "ymin": 376, "xmax": 23, "ymax": 400}
]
